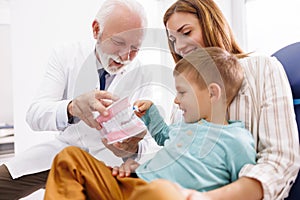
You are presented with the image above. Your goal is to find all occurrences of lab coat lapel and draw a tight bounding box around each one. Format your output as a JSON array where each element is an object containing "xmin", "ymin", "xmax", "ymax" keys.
[{"xmin": 73, "ymin": 52, "xmax": 98, "ymax": 98}]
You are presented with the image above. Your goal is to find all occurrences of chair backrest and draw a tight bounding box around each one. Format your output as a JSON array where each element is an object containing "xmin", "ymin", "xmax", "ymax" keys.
[{"xmin": 272, "ymin": 42, "xmax": 300, "ymax": 200}]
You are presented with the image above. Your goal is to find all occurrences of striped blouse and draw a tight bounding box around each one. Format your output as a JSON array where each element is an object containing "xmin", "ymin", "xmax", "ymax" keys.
[{"xmin": 229, "ymin": 55, "xmax": 300, "ymax": 200}]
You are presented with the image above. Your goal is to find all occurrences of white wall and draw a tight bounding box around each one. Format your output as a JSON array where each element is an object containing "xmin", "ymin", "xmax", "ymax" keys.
[
  {"xmin": 246, "ymin": 0, "xmax": 300, "ymax": 54},
  {"xmin": 0, "ymin": 25, "xmax": 12, "ymax": 124},
  {"xmin": 0, "ymin": 0, "xmax": 13, "ymax": 124}
]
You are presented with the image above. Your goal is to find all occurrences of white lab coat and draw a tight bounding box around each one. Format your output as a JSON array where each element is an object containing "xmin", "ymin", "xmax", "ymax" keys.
[{"xmin": 6, "ymin": 40, "xmax": 161, "ymax": 179}]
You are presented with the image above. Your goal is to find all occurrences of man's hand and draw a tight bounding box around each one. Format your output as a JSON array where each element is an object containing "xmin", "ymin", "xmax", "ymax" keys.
[
  {"xmin": 133, "ymin": 100, "xmax": 153, "ymax": 118},
  {"xmin": 111, "ymin": 158, "xmax": 140, "ymax": 177},
  {"xmin": 68, "ymin": 90, "xmax": 118, "ymax": 130},
  {"xmin": 102, "ymin": 130, "xmax": 147, "ymax": 158}
]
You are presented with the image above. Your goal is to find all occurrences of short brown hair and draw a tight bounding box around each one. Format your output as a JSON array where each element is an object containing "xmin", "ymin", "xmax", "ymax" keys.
[{"xmin": 173, "ymin": 47, "xmax": 244, "ymax": 105}]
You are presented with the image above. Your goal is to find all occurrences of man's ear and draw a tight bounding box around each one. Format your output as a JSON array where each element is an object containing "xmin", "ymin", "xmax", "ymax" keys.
[
  {"xmin": 208, "ymin": 83, "xmax": 222, "ymax": 102},
  {"xmin": 92, "ymin": 20, "xmax": 100, "ymax": 39}
]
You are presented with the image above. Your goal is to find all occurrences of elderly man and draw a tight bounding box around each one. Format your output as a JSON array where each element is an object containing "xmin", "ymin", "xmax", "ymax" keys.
[{"xmin": 0, "ymin": 0, "xmax": 161, "ymax": 199}]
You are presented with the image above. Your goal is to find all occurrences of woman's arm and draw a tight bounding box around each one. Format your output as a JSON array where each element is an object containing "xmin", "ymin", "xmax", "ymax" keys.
[
  {"xmin": 194, "ymin": 177, "xmax": 263, "ymax": 200},
  {"xmin": 130, "ymin": 177, "xmax": 263, "ymax": 200}
]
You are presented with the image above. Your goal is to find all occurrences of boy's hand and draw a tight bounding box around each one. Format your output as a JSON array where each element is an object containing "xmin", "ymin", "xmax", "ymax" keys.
[
  {"xmin": 111, "ymin": 158, "xmax": 140, "ymax": 177},
  {"xmin": 133, "ymin": 100, "xmax": 153, "ymax": 118}
]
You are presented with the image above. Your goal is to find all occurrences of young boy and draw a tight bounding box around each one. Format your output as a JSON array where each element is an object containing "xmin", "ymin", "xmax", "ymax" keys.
[{"xmin": 44, "ymin": 47, "xmax": 256, "ymax": 200}]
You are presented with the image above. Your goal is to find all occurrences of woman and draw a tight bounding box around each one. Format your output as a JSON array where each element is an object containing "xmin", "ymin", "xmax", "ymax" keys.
[{"xmin": 133, "ymin": 0, "xmax": 299, "ymax": 199}]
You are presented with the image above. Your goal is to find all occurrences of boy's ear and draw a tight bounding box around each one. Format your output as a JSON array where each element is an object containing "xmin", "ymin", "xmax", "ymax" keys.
[
  {"xmin": 208, "ymin": 83, "xmax": 222, "ymax": 102},
  {"xmin": 92, "ymin": 20, "xmax": 100, "ymax": 39}
]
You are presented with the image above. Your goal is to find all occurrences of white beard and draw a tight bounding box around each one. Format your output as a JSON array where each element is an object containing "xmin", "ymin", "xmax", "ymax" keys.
[{"xmin": 95, "ymin": 44, "xmax": 131, "ymax": 75}]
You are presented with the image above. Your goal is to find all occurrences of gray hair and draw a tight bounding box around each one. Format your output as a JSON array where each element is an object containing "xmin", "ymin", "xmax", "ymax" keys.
[{"xmin": 95, "ymin": 0, "xmax": 147, "ymax": 35}]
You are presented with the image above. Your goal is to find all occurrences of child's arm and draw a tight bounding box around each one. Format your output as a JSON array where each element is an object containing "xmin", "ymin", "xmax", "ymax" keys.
[{"xmin": 134, "ymin": 100, "xmax": 171, "ymax": 146}]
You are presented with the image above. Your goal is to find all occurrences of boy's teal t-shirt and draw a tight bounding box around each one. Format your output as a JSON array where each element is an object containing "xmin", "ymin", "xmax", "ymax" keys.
[{"xmin": 136, "ymin": 105, "xmax": 256, "ymax": 192}]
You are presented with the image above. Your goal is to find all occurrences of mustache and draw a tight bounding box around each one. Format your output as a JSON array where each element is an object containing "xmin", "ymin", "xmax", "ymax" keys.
[{"xmin": 109, "ymin": 56, "xmax": 131, "ymax": 65}]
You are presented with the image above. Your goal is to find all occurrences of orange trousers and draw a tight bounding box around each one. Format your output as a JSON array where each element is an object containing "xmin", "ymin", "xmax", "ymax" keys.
[{"xmin": 44, "ymin": 146, "xmax": 185, "ymax": 200}]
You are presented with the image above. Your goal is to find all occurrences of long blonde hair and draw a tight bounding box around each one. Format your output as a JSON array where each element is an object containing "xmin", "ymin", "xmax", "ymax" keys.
[{"xmin": 164, "ymin": 0, "xmax": 247, "ymax": 63}]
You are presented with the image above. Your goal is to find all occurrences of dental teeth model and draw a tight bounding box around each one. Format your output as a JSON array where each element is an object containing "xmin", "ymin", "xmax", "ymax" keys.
[{"xmin": 96, "ymin": 96, "xmax": 147, "ymax": 144}]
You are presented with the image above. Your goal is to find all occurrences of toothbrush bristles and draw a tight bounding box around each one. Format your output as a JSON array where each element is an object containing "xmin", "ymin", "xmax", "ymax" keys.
[{"xmin": 133, "ymin": 105, "xmax": 139, "ymax": 112}]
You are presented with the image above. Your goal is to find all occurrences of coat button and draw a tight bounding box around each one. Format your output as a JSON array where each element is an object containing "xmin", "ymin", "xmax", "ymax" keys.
[{"xmin": 186, "ymin": 130, "xmax": 193, "ymax": 136}]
